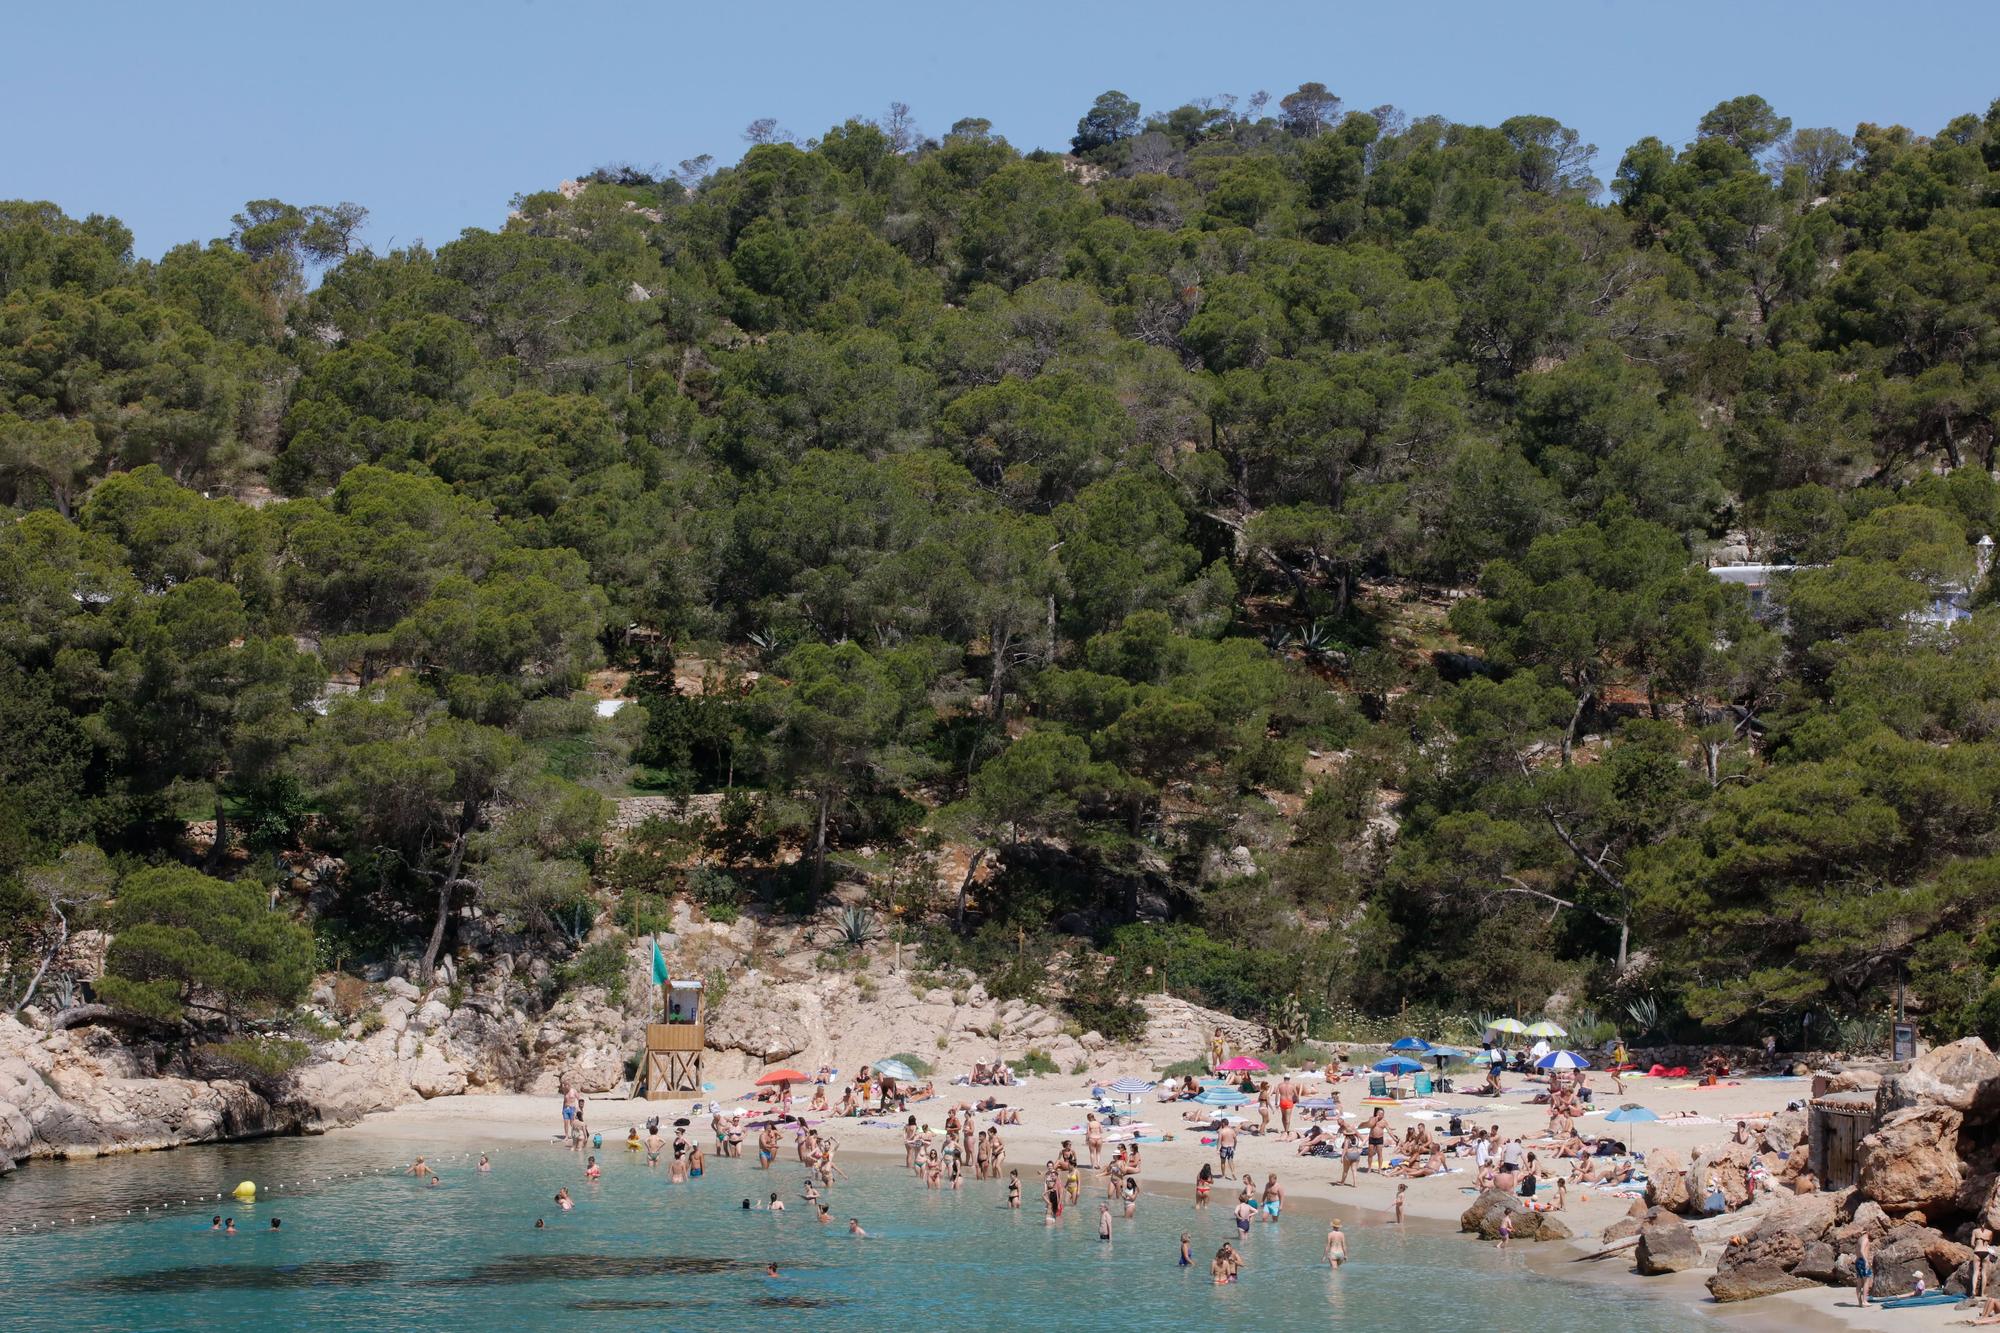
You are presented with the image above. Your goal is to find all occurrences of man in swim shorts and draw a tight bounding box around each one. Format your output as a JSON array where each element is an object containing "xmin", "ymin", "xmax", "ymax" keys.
[{"xmin": 1217, "ymin": 1121, "xmax": 1237, "ymax": 1175}]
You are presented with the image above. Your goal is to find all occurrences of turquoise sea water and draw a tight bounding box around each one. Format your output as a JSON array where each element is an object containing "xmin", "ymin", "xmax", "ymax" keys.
[{"xmin": 1, "ymin": 1129, "xmax": 1698, "ymax": 1332}]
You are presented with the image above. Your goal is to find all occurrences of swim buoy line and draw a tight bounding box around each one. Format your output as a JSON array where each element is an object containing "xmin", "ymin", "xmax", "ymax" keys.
[{"xmin": 2, "ymin": 1151, "xmax": 501, "ymax": 1240}]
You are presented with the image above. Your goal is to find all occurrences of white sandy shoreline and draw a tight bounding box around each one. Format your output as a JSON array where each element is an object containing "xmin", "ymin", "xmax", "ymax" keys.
[{"xmin": 320, "ymin": 1067, "xmax": 1910, "ymax": 1331}]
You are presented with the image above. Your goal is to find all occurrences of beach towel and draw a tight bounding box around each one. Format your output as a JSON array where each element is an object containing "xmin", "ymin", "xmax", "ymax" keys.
[{"xmin": 1879, "ymin": 1291, "xmax": 1957, "ymax": 1308}]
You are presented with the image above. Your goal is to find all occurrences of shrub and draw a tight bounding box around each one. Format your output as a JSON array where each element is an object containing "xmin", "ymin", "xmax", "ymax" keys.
[
  {"xmin": 1268, "ymin": 1041, "xmax": 1334, "ymax": 1068},
  {"xmin": 884, "ymin": 1052, "xmax": 934, "ymax": 1077},
  {"xmin": 202, "ymin": 1037, "xmax": 309, "ymax": 1080},
  {"xmin": 1158, "ymin": 1057, "xmax": 1209, "ymax": 1079},
  {"xmin": 615, "ymin": 890, "xmax": 675, "ymax": 937},
  {"xmin": 557, "ymin": 938, "xmax": 629, "ymax": 1005},
  {"xmin": 1015, "ymin": 1048, "xmax": 1059, "ymax": 1077}
]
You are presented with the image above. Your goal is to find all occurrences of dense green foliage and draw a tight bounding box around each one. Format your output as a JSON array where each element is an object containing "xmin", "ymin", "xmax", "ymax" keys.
[{"xmin": 5, "ymin": 86, "xmax": 2000, "ymax": 1048}]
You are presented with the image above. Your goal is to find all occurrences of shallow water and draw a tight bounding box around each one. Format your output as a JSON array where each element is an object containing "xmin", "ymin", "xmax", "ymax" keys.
[{"xmin": 0, "ymin": 1129, "xmax": 1698, "ymax": 1331}]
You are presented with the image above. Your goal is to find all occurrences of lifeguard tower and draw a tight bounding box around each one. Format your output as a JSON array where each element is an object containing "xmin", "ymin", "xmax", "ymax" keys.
[{"xmin": 636, "ymin": 976, "xmax": 705, "ymax": 1098}]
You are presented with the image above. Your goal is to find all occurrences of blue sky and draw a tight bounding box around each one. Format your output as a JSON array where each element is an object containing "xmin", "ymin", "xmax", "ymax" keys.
[{"xmin": 14, "ymin": 0, "xmax": 2000, "ymax": 258}]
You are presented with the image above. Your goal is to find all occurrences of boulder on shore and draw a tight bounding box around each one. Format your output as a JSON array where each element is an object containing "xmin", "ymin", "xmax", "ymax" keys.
[
  {"xmin": 1458, "ymin": 1188, "xmax": 1571, "ymax": 1242},
  {"xmin": 1707, "ymin": 1262, "xmax": 1817, "ymax": 1302},
  {"xmin": 1634, "ymin": 1215, "xmax": 1702, "ymax": 1274},
  {"xmin": 1644, "ymin": 1147, "xmax": 1690, "ymax": 1213},
  {"xmin": 1882, "ymin": 1037, "xmax": 2000, "ymax": 1115},
  {"xmin": 1857, "ymin": 1104, "xmax": 1964, "ymax": 1214}
]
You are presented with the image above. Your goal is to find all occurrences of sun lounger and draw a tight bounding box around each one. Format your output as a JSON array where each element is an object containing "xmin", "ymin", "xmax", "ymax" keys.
[{"xmin": 1368, "ymin": 1075, "xmax": 1389, "ymax": 1098}]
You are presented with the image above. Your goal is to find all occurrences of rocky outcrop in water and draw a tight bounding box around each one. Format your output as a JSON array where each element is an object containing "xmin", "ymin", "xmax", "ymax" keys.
[{"xmin": 1458, "ymin": 1188, "xmax": 1571, "ymax": 1241}]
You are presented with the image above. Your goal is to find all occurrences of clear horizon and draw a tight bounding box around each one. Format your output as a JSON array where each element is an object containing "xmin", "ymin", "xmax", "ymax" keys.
[{"xmin": 12, "ymin": 0, "xmax": 2000, "ymax": 258}]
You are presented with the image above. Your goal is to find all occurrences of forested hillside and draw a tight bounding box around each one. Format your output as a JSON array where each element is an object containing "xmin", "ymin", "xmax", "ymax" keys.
[{"xmin": 5, "ymin": 86, "xmax": 2000, "ymax": 1054}]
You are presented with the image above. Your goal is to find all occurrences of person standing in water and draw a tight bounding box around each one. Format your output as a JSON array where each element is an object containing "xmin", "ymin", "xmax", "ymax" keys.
[
  {"xmin": 1325, "ymin": 1220, "xmax": 1346, "ymax": 1267},
  {"xmin": 1178, "ymin": 1232, "xmax": 1193, "ymax": 1265},
  {"xmin": 1098, "ymin": 1201, "xmax": 1113, "ymax": 1242}
]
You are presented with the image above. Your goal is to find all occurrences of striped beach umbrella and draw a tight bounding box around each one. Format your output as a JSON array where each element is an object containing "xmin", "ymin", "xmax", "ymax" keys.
[{"xmin": 1535, "ymin": 1049, "xmax": 1591, "ymax": 1071}]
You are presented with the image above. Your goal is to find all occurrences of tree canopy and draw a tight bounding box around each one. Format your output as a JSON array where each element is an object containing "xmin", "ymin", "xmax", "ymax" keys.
[{"xmin": 6, "ymin": 85, "xmax": 2000, "ymax": 1052}]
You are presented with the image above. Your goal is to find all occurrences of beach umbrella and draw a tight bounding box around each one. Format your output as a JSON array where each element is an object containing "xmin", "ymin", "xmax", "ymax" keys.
[
  {"xmin": 1372, "ymin": 1055, "xmax": 1423, "ymax": 1075},
  {"xmin": 1428, "ymin": 1046, "xmax": 1466, "ymax": 1059},
  {"xmin": 1216, "ymin": 1056, "xmax": 1268, "ymax": 1073},
  {"xmin": 1524, "ymin": 1020, "xmax": 1568, "ymax": 1038},
  {"xmin": 1297, "ymin": 1097, "xmax": 1341, "ymax": 1112},
  {"xmin": 1196, "ymin": 1088, "xmax": 1250, "ymax": 1107},
  {"xmin": 874, "ymin": 1060, "xmax": 917, "ymax": 1081},
  {"xmin": 1487, "ymin": 1018, "xmax": 1528, "ymax": 1035},
  {"xmin": 1388, "ymin": 1036, "xmax": 1433, "ymax": 1053},
  {"xmin": 755, "ymin": 1068, "xmax": 806, "ymax": 1086},
  {"xmin": 1529, "ymin": 1039, "xmax": 1552, "ymax": 1059},
  {"xmin": 1604, "ymin": 1104, "xmax": 1660, "ymax": 1148},
  {"xmin": 1105, "ymin": 1077, "xmax": 1155, "ymax": 1099},
  {"xmin": 1535, "ymin": 1050, "xmax": 1591, "ymax": 1071}
]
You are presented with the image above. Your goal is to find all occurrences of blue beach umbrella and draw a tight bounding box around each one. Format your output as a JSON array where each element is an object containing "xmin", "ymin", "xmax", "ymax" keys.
[
  {"xmin": 1536, "ymin": 1050, "xmax": 1592, "ymax": 1072},
  {"xmin": 1297, "ymin": 1096, "xmax": 1341, "ymax": 1112},
  {"xmin": 1196, "ymin": 1088, "xmax": 1251, "ymax": 1107},
  {"xmin": 1372, "ymin": 1055, "xmax": 1424, "ymax": 1075},
  {"xmin": 1603, "ymin": 1104, "xmax": 1660, "ymax": 1148},
  {"xmin": 1106, "ymin": 1077, "xmax": 1155, "ymax": 1096},
  {"xmin": 874, "ymin": 1059, "xmax": 918, "ymax": 1081},
  {"xmin": 1603, "ymin": 1105, "xmax": 1659, "ymax": 1125},
  {"xmin": 1388, "ymin": 1036, "xmax": 1433, "ymax": 1053}
]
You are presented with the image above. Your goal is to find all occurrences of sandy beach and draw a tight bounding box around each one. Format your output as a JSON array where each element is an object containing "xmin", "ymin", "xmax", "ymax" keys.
[{"xmin": 319, "ymin": 1063, "xmax": 1952, "ymax": 1329}]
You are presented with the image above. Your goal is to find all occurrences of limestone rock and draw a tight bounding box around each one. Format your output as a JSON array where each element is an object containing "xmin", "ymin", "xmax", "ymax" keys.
[
  {"xmin": 1858, "ymin": 1104, "xmax": 1964, "ymax": 1213},
  {"xmin": 383, "ymin": 976, "xmax": 420, "ymax": 1001},
  {"xmin": 413, "ymin": 1000, "xmax": 452, "ymax": 1032},
  {"xmin": 1635, "ymin": 1216, "xmax": 1702, "ymax": 1274},
  {"xmin": 1825, "ymin": 1069, "xmax": 1883, "ymax": 1095},
  {"xmin": 706, "ymin": 983, "xmax": 814, "ymax": 1061},
  {"xmin": 1601, "ymin": 1214, "xmax": 1643, "ymax": 1243},
  {"xmin": 1883, "ymin": 1037, "xmax": 2000, "ymax": 1114},
  {"xmin": 1644, "ymin": 1147, "xmax": 1690, "ymax": 1213},
  {"xmin": 1761, "ymin": 1108, "xmax": 1807, "ymax": 1155},
  {"xmin": 379, "ymin": 997, "xmax": 414, "ymax": 1034},
  {"xmin": 1706, "ymin": 1262, "xmax": 1816, "ymax": 1302},
  {"xmin": 409, "ymin": 1046, "xmax": 466, "ymax": 1099},
  {"xmin": 1458, "ymin": 1188, "xmax": 1572, "ymax": 1242},
  {"xmin": 1793, "ymin": 1241, "xmax": 1838, "ymax": 1283}
]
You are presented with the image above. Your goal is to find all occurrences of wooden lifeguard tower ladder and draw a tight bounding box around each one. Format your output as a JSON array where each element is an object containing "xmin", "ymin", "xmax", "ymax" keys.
[{"xmin": 636, "ymin": 977, "xmax": 706, "ymax": 1098}]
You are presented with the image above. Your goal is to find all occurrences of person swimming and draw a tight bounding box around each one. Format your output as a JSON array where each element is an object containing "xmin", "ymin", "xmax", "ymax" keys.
[
  {"xmin": 224, "ymin": 1219, "xmax": 236, "ymax": 1234},
  {"xmin": 584, "ymin": 1155, "xmax": 601, "ymax": 1180},
  {"xmin": 555, "ymin": 1188, "xmax": 573, "ymax": 1211},
  {"xmin": 848, "ymin": 1218, "xmax": 867, "ymax": 1236},
  {"xmin": 270, "ymin": 1218, "xmax": 282, "ymax": 1231},
  {"xmin": 477, "ymin": 1154, "xmax": 491, "ymax": 1172},
  {"xmin": 534, "ymin": 1218, "xmax": 545, "ymax": 1228}
]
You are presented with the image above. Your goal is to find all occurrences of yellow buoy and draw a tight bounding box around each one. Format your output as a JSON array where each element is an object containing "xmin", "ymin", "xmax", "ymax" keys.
[{"xmin": 232, "ymin": 1180, "xmax": 257, "ymax": 1201}]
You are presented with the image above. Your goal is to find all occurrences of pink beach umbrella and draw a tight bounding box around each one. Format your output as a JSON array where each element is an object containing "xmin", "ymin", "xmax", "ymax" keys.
[{"xmin": 1216, "ymin": 1057, "xmax": 1268, "ymax": 1073}]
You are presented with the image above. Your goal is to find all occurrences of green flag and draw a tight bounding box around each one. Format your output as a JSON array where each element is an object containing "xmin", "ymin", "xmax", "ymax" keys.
[{"xmin": 651, "ymin": 939, "xmax": 669, "ymax": 987}]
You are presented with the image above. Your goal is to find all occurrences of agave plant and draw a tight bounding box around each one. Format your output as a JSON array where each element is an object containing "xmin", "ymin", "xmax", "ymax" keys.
[
  {"xmin": 834, "ymin": 906, "xmax": 879, "ymax": 949},
  {"xmin": 1624, "ymin": 994, "xmax": 1660, "ymax": 1040}
]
